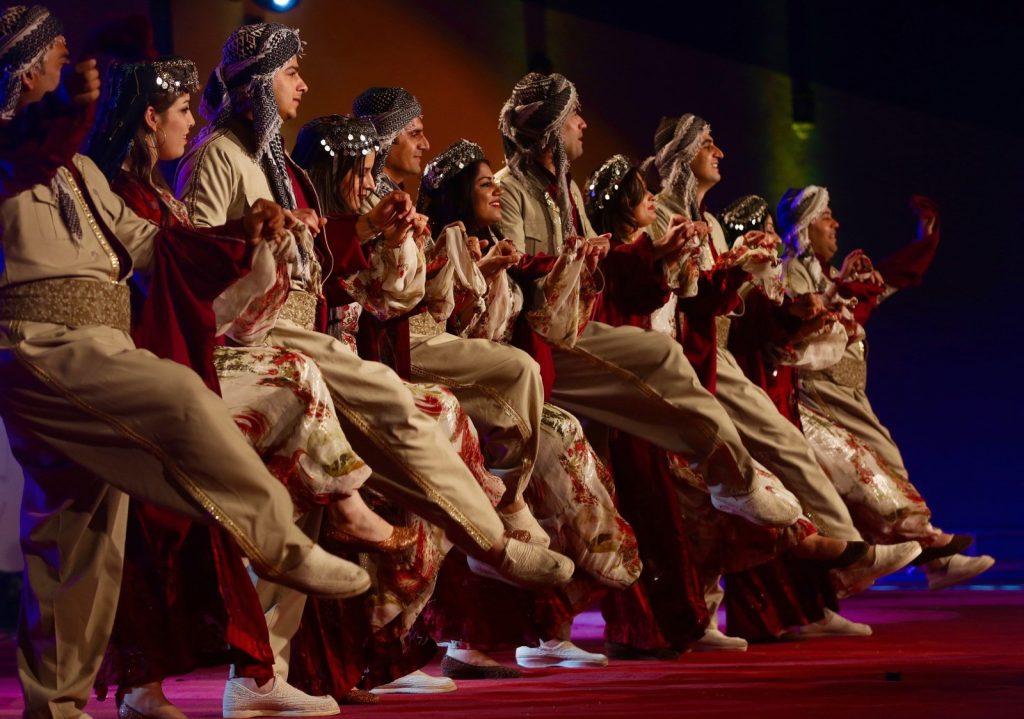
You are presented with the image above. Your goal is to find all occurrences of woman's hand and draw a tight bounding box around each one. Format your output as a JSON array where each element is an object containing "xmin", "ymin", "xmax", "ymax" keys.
[
  {"xmin": 356, "ymin": 191, "xmax": 415, "ymax": 241},
  {"xmin": 478, "ymin": 239, "xmax": 520, "ymax": 278}
]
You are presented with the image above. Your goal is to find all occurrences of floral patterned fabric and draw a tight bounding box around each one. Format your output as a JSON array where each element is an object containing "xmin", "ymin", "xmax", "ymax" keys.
[
  {"xmin": 798, "ymin": 399, "xmax": 940, "ymax": 545},
  {"xmin": 290, "ymin": 379, "xmax": 507, "ymax": 694},
  {"xmin": 443, "ymin": 235, "xmax": 640, "ymax": 587},
  {"xmin": 213, "ymin": 345, "xmax": 371, "ymax": 515},
  {"xmin": 527, "ymin": 404, "xmax": 641, "ymax": 589}
]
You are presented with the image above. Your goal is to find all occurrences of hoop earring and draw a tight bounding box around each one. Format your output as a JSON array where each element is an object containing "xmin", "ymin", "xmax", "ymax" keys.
[{"xmin": 145, "ymin": 129, "xmax": 166, "ymax": 149}]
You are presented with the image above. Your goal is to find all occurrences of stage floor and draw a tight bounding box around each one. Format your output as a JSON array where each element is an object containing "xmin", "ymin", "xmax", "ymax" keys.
[{"xmin": 2, "ymin": 588, "xmax": 1022, "ymax": 719}]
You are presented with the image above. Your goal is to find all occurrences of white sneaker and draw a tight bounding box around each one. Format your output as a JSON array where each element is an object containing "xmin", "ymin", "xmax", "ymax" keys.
[
  {"xmin": 786, "ymin": 609, "xmax": 872, "ymax": 639},
  {"xmin": 254, "ymin": 544, "xmax": 371, "ymax": 599},
  {"xmin": 222, "ymin": 677, "xmax": 339, "ymax": 718},
  {"xmin": 711, "ymin": 473, "xmax": 802, "ymax": 528},
  {"xmin": 831, "ymin": 541, "xmax": 922, "ymax": 598},
  {"xmin": 925, "ymin": 554, "xmax": 996, "ymax": 591},
  {"xmin": 466, "ymin": 537, "xmax": 574, "ymax": 589},
  {"xmin": 693, "ymin": 628, "xmax": 748, "ymax": 652},
  {"xmin": 515, "ymin": 640, "xmax": 608, "ymax": 668},
  {"xmin": 500, "ymin": 505, "xmax": 551, "ymax": 548},
  {"xmin": 369, "ymin": 670, "xmax": 457, "ymax": 695}
]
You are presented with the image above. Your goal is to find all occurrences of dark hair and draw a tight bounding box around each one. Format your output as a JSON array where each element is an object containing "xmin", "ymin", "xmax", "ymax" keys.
[
  {"xmin": 419, "ymin": 158, "xmax": 493, "ymax": 236},
  {"xmin": 293, "ymin": 141, "xmax": 370, "ymax": 215},
  {"xmin": 87, "ymin": 58, "xmax": 196, "ymax": 190},
  {"xmin": 123, "ymin": 89, "xmax": 181, "ymax": 192},
  {"xmin": 588, "ymin": 167, "xmax": 647, "ymax": 241}
]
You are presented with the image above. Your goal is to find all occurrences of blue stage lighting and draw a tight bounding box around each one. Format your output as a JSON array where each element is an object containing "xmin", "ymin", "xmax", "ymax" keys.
[{"xmin": 252, "ymin": 0, "xmax": 301, "ymax": 12}]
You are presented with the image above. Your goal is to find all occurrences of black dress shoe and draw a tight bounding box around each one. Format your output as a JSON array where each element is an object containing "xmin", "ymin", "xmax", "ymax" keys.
[{"xmin": 440, "ymin": 654, "xmax": 522, "ymax": 679}]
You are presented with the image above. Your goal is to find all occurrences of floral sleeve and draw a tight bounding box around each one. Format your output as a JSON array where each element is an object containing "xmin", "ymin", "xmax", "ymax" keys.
[{"xmin": 337, "ymin": 234, "xmax": 426, "ymax": 321}]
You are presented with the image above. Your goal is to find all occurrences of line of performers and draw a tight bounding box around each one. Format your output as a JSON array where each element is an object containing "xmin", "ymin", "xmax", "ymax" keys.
[{"xmin": 0, "ymin": 7, "xmax": 995, "ymax": 719}]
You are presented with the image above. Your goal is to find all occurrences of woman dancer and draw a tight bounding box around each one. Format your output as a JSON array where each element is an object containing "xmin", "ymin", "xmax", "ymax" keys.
[{"xmin": 85, "ymin": 58, "xmax": 408, "ymax": 718}]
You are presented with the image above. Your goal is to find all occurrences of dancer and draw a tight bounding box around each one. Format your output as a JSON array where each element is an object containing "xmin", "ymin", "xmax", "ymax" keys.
[
  {"xmin": 777, "ymin": 186, "xmax": 994, "ymax": 589},
  {"xmin": 416, "ymin": 139, "xmax": 641, "ymax": 674},
  {"xmin": 0, "ymin": 8, "xmax": 365, "ymax": 717}
]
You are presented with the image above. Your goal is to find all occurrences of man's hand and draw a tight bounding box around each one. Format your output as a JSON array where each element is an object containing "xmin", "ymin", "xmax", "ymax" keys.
[
  {"xmin": 243, "ymin": 199, "xmax": 288, "ymax": 247},
  {"xmin": 656, "ymin": 216, "xmax": 704, "ymax": 261},
  {"xmin": 288, "ymin": 207, "xmax": 326, "ymax": 236},
  {"xmin": 911, "ymin": 194, "xmax": 939, "ymax": 238},
  {"xmin": 66, "ymin": 58, "xmax": 100, "ymax": 106},
  {"xmin": 788, "ymin": 292, "xmax": 826, "ymax": 319}
]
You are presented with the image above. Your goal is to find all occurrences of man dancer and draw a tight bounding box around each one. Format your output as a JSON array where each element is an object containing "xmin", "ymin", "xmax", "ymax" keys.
[
  {"xmin": 0, "ymin": 7, "xmax": 367, "ymax": 718},
  {"xmin": 177, "ymin": 22, "xmax": 573, "ymax": 705},
  {"xmin": 352, "ymin": 86, "xmax": 546, "ymax": 533},
  {"xmin": 777, "ymin": 185, "xmax": 994, "ymax": 590}
]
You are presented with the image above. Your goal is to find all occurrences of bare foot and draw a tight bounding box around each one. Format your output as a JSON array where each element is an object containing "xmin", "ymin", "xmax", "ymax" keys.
[
  {"xmin": 328, "ymin": 491, "xmax": 394, "ymax": 543},
  {"xmin": 122, "ymin": 682, "xmax": 189, "ymax": 719}
]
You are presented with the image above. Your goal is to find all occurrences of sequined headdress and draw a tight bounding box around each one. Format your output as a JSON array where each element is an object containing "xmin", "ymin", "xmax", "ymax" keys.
[
  {"xmin": 498, "ymin": 71, "xmax": 580, "ymax": 238},
  {"xmin": 419, "ymin": 139, "xmax": 484, "ymax": 199},
  {"xmin": 777, "ymin": 185, "xmax": 830, "ymax": 259},
  {"xmin": 199, "ymin": 22, "xmax": 303, "ymax": 208},
  {"xmin": 0, "ymin": 4, "xmax": 63, "ymax": 119},
  {"xmin": 583, "ymin": 154, "xmax": 633, "ymax": 216},
  {"xmin": 640, "ymin": 114, "xmax": 708, "ymax": 220},
  {"xmin": 86, "ymin": 57, "xmax": 198, "ymax": 181},
  {"xmin": 722, "ymin": 194, "xmax": 769, "ymax": 235},
  {"xmin": 352, "ymin": 86, "xmax": 422, "ymax": 182},
  {"xmin": 292, "ymin": 114, "xmax": 380, "ymax": 167}
]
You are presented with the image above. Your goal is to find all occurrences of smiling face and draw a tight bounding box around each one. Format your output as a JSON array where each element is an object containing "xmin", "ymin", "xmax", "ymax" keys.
[
  {"xmin": 148, "ymin": 93, "xmax": 195, "ymax": 162},
  {"xmin": 386, "ymin": 116, "xmax": 430, "ymax": 177},
  {"xmin": 630, "ymin": 179, "xmax": 657, "ymax": 230},
  {"xmin": 339, "ymin": 150, "xmax": 377, "ymax": 212},
  {"xmin": 560, "ymin": 109, "xmax": 587, "ymax": 162},
  {"xmin": 271, "ymin": 56, "xmax": 307, "ymax": 121},
  {"xmin": 807, "ymin": 206, "xmax": 840, "ymax": 261},
  {"xmin": 689, "ymin": 126, "xmax": 724, "ymax": 190},
  {"xmin": 471, "ymin": 161, "xmax": 502, "ymax": 227}
]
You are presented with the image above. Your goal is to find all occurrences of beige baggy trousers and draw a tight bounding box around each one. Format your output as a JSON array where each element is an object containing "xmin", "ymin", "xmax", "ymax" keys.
[
  {"xmin": 409, "ymin": 331, "xmax": 544, "ymax": 507},
  {"xmin": 0, "ymin": 321, "xmax": 317, "ymax": 719}
]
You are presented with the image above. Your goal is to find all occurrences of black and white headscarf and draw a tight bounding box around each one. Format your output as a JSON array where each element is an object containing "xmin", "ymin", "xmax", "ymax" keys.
[
  {"xmin": 199, "ymin": 22, "xmax": 302, "ymax": 209},
  {"xmin": 351, "ymin": 86, "xmax": 422, "ymax": 184},
  {"xmin": 777, "ymin": 185, "xmax": 831, "ymax": 287},
  {"xmin": 0, "ymin": 6, "xmax": 85, "ymax": 242},
  {"xmin": 641, "ymin": 113, "xmax": 708, "ymax": 220},
  {"xmin": 0, "ymin": 4, "xmax": 63, "ymax": 119},
  {"xmin": 498, "ymin": 72, "xmax": 580, "ymax": 239}
]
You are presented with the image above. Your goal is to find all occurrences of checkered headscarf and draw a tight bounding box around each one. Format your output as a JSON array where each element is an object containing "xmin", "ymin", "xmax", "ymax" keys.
[
  {"xmin": 641, "ymin": 114, "xmax": 708, "ymax": 220},
  {"xmin": 498, "ymin": 72, "xmax": 580, "ymax": 238},
  {"xmin": 352, "ymin": 86, "xmax": 421, "ymax": 183},
  {"xmin": 0, "ymin": 5, "xmax": 63, "ymax": 119},
  {"xmin": 777, "ymin": 185, "xmax": 830, "ymax": 259},
  {"xmin": 199, "ymin": 22, "xmax": 302, "ymax": 209}
]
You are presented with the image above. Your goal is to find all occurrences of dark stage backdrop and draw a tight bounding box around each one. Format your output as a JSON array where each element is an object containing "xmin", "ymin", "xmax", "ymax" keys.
[{"xmin": 40, "ymin": 0, "xmax": 1024, "ymax": 554}]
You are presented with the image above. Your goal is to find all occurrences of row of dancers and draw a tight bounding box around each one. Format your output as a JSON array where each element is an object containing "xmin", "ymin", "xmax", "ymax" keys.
[{"xmin": 0, "ymin": 6, "xmax": 994, "ymax": 718}]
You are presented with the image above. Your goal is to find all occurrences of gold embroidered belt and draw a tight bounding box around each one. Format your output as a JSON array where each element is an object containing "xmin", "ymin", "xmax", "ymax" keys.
[
  {"xmin": 279, "ymin": 290, "xmax": 317, "ymax": 330},
  {"xmin": 802, "ymin": 354, "xmax": 868, "ymax": 390},
  {"xmin": 408, "ymin": 311, "xmax": 447, "ymax": 338},
  {"xmin": 715, "ymin": 315, "xmax": 732, "ymax": 350},
  {"xmin": 0, "ymin": 279, "xmax": 130, "ymax": 333}
]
